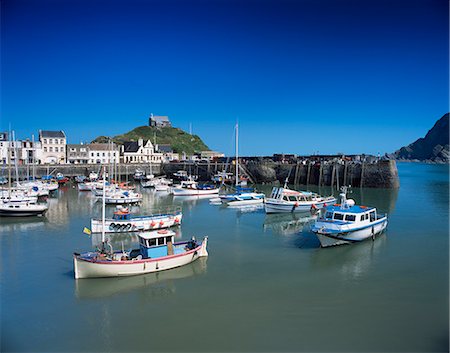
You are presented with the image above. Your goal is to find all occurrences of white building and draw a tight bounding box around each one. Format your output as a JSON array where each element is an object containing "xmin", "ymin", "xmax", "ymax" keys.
[
  {"xmin": 89, "ymin": 143, "xmax": 120, "ymax": 164},
  {"xmin": 0, "ymin": 132, "xmax": 9, "ymax": 164},
  {"xmin": 39, "ymin": 130, "xmax": 67, "ymax": 164},
  {"xmin": 19, "ymin": 139, "xmax": 42, "ymax": 165},
  {"xmin": 67, "ymin": 144, "xmax": 90, "ymax": 164},
  {"xmin": 122, "ymin": 139, "xmax": 163, "ymax": 163}
]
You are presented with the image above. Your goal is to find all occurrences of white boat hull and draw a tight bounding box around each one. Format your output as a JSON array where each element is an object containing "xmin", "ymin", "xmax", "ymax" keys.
[
  {"xmin": 74, "ymin": 238, "xmax": 208, "ymax": 279},
  {"xmin": 226, "ymin": 198, "xmax": 264, "ymax": 207},
  {"xmin": 265, "ymin": 197, "xmax": 336, "ymax": 213},
  {"xmin": 314, "ymin": 218, "xmax": 388, "ymax": 247},
  {"xmin": 91, "ymin": 213, "xmax": 183, "ymax": 233},
  {"xmin": 172, "ymin": 188, "xmax": 219, "ymax": 196},
  {"xmin": 0, "ymin": 203, "xmax": 48, "ymax": 217}
]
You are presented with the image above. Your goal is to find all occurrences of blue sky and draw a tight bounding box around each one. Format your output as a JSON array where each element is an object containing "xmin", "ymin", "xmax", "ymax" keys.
[{"xmin": 1, "ymin": 0, "xmax": 448, "ymax": 156}]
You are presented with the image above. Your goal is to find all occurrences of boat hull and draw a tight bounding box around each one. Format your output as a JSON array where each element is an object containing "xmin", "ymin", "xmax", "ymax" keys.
[
  {"xmin": 226, "ymin": 198, "xmax": 264, "ymax": 207},
  {"xmin": 0, "ymin": 205, "xmax": 48, "ymax": 217},
  {"xmin": 172, "ymin": 188, "xmax": 219, "ymax": 196},
  {"xmin": 265, "ymin": 197, "xmax": 336, "ymax": 213},
  {"xmin": 91, "ymin": 213, "xmax": 183, "ymax": 233},
  {"xmin": 313, "ymin": 218, "xmax": 388, "ymax": 247},
  {"xmin": 74, "ymin": 238, "xmax": 208, "ymax": 279}
]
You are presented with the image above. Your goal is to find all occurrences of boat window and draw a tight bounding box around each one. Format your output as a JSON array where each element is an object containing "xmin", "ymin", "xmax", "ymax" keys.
[
  {"xmin": 157, "ymin": 237, "xmax": 166, "ymax": 246},
  {"xmin": 325, "ymin": 212, "xmax": 333, "ymax": 219},
  {"xmin": 288, "ymin": 196, "xmax": 297, "ymax": 201},
  {"xmin": 370, "ymin": 211, "xmax": 376, "ymax": 222},
  {"xmin": 166, "ymin": 236, "xmax": 172, "ymax": 244},
  {"xmin": 148, "ymin": 238, "xmax": 157, "ymax": 246},
  {"xmin": 283, "ymin": 196, "xmax": 289, "ymax": 201},
  {"xmin": 360, "ymin": 215, "xmax": 365, "ymax": 221},
  {"xmin": 345, "ymin": 214, "xmax": 356, "ymax": 222},
  {"xmin": 333, "ymin": 213, "xmax": 344, "ymax": 220}
]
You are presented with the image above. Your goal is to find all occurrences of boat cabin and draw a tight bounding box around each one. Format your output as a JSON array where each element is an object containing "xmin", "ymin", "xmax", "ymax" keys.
[
  {"xmin": 269, "ymin": 187, "xmax": 313, "ymax": 202},
  {"xmin": 321, "ymin": 205, "xmax": 377, "ymax": 224},
  {"xmin": 138, "ymin": 230, "xmax": 177, "ymax": 258},
  {"xmin": 113, "ymin": 208, "xmax": 131, "ymax": 220}
]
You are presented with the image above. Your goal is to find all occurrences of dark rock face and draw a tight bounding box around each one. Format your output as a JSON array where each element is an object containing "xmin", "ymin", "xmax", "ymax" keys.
[{"xmin": 393, "ymin": 113, "xmax": 449, "ymax": 163}]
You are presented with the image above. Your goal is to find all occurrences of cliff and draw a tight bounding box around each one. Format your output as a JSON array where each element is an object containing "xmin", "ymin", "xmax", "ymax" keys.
[{"xmin": 391, "ymin": 113, "xmax": 449, "ymax": 163}]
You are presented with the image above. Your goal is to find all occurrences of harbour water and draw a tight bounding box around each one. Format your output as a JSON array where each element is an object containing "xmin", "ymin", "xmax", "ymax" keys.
[{"xmin": 1, "ymin": 163, "xmax": 448, "ymax": 352}]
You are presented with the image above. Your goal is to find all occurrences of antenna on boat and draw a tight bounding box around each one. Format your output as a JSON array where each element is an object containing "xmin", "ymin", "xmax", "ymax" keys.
[
  {"xmin": 284, "ymin": 166, "xmax": 293, "ymax": 189},
  {"xmin": 235, "ymin": 122, "xmax": 239, "ymax": 188},
  {"xmin": 101, "ymin": 165, "xmax": 106, "ymax": 250}
]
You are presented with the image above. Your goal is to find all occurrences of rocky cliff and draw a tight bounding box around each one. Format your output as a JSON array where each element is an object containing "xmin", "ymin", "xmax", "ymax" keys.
[{"xmin": 391, "ymin": 113, "xmax": 449, "ymax": 163}]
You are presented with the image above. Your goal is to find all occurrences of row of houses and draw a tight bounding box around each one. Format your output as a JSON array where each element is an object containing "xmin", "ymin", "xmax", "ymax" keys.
[{"xmin": 0, "ymin": 130, "xmax": 223, "ymax": 165}]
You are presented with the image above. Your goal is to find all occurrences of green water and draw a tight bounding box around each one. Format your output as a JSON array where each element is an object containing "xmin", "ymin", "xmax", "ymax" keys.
[{"xmin": 1, "ymin": 163, "xmax": 448, "ymax": 352}]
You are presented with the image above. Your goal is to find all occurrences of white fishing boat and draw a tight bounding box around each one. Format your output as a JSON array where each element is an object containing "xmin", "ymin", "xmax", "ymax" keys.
[
  {"xmin": 311, "ymin": 187, "xmax": 388, "ymax": 247},
  {"xmin": 133, "ymin": 169, "xmax": 146, "ymax": 181},
  {"xmin": 172, "ymin": 180, "xmax": 219, "ymax": 196},
  {"xmin": 74, "ymin": 175, "xmax": 207, "ymax": 279},
  {"xmin": 104, "ymin": 190, "xmax": 142, "ymax": 204},
  {"xmin": 265, "ymin": 184, "xmax": 336, "ymax": 213},
  {"xmin": 90, "ymin": 206, "xmax": 182, "ymax": 233}
]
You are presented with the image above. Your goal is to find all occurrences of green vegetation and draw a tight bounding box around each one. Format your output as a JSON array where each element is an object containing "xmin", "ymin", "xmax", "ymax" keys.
[{"xmin": 92, "ymin": 126, "xmax": 210, "ymax": 155}]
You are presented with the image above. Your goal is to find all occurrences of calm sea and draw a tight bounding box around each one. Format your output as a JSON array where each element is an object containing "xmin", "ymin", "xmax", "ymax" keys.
[{"xmin": 1, "ymin": 163, "xmax": 448, "ymax": 352}]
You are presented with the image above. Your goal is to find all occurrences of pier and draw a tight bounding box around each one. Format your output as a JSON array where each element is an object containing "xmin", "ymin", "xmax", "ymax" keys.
[{"xmin": 7, "ymin": 157, "xmax": 399, "ymax": 188}]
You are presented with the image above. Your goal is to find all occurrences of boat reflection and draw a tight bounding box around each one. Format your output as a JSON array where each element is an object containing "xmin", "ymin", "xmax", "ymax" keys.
[
  {"xmin": 75, "ymin": 257, "xmax": 208, "ymax": 299},
  {"xmin": 0, "ymin": 217, "xmax": 48, "ymax": 234},
  {"xmin": 309, "ymin": 234, "xmax": 388, "ymax": 280},
  {"xmin": 264, "ymin": 213, "xmax": 316, "ymax": 236}
]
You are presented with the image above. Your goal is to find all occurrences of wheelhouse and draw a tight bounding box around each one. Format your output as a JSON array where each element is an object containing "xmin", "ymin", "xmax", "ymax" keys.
[
  {"xmin": 321, "ymin": 206, "xmax": 377, "ymax": 223},
  {"xmin": 138, "ymin": 230, "xmax": 176, "ymax": 258}
]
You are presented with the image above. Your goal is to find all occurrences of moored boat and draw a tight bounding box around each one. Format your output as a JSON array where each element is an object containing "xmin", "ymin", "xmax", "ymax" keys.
[
  {"xmin": 172, "ymin": 181, "xmax": 219, "ymax": 196},
  {"xmin": 0, "ymin": 200, "xmax": 48, "ymax": 217},
  {"xmin": 265, "ymin": 185, "xmax": 336, "ymax": 213},
  {"xmin": 90, "ymin": 206, "xmax": 182, "ymax": 233},
  {"xmin": 310, "ymin": 187, "xmax": 388, "ymax": 247}
]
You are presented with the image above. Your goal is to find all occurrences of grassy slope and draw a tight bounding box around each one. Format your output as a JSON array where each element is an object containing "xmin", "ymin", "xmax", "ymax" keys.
[{"xmin": 93, "ymin": 126, "xmax": 210, "ymax": 155}]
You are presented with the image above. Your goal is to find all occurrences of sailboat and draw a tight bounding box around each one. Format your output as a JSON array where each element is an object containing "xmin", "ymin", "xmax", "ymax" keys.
[
  {"xmin": 73, "ymin": 167, "xmax": 208, "ymax": 279},
  {"xmin": 217, "ymin": 123, "xmax": 265, "ymax": 206},
  {"xmin": 0, "ymin": 131, "xmax": 48, "ymax": 217}
]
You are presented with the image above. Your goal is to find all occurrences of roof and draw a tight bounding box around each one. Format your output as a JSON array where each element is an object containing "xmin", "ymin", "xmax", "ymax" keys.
[
  {"xmin": 150, "ymin": 115, "xmax": 170, "ymax": 122},
  {"xmin": 123, "ymin": 141, "xmax": 139, "ymax": 153},
  {"xmin": 157, "ymin": 144, "xmax": 173, "ymax": 153},
  {"xmin": 40, "ymin": 130, "xmax": 65, "ymax": 138},
  {"xmin": 89, "ymin": 143, "xmax": 118, "ymax": 151},
  {"xmin": 139, "ymin": 229, "xmax": 176, "ymax": 240},
  {"xmin": 326, "ymin": 205, "xmax": 375, "ymax": 214}
]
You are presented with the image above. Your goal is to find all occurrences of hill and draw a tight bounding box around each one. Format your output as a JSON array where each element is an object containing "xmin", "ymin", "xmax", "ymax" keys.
[
  {"xmin": 93, "ymin": 126, "xmax": 210, "ymax": 155},
  {"xmin": 391, "ymin": 113, "xmax": 449, "ymax": 163}
]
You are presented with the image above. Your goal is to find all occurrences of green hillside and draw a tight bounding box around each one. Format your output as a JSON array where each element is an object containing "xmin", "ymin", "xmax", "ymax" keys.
[{"xmin": 93, "ymin": 126, "xmax": 210, "ymax": 155}]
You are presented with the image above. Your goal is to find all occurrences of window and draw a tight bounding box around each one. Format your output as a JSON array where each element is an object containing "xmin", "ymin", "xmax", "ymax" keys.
[
  {"xmin": 360, "ymin": 215, "xmax": 365, "ymax": 221},
  {"xmin": 370, "ymin": 212, "xmax": 376, "ymax": 222},
  {"xmin": 102, "ymin": 152, "xmax": 105, "ymax": 157},
  {"xmin": 288, "ymin": 196, "xmax": 297, "ymax": 202},
  {"xmin": 157, "ymin": 237, "xmax": 166, "ymax": 246},
  {"xmin": 148, "ymin": 238, "xmax": 156, "ymax": 246},
  {"xmin": 70, "ymin": 148, "xmax": 76, "ymax": 152},
  {"xmin": 80, "ymin": 148, "xmax": 86, "ymax": 152},
  {"xmin": 166, "ymin": 236, "xmax": 172, "ymax": 244},
  {"xmin": 283, "ymin": 196, "xmax": 289, "ymax": 201},
  {"xmin": 43, "ymin": 139, "xmax": 47, "ymax": 144},
  {"xmin": 49, "ymin": 147, "xmax": 53, "ymax": 152},
  {"xmin": 44, "ymin": 147, "xmax": 47, "ymax": 152},
  {"xmin": 333, "ymin": 213, "xmax": 344, "ymax": 220},
  {"xmin": 325, "ymin": 212, "xmax": 333, "ymax": 219},
  {"xmin": 97, "ymin": 153, "xmax": 100, "ymax": 157},
  {"xmin": 345, "ymin": 214, "xmax": 356, "ymax": 222},
  {"xmin": 55, "ymin": 147, "xmax": 58, "ymax": 152},
  {"xmin": 49, "ymin": 139, "xmax": 53, "ymax": 144}
]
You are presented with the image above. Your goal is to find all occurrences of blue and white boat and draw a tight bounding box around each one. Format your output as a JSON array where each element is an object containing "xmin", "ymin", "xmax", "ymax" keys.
[{"xmin": 311, "ymin": 187, "xmax": 388, "ymax": 247}]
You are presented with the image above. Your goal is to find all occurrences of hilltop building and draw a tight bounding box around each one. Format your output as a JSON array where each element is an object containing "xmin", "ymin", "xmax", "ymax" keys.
[
  {"xmin": 148, "ymin": 114, "xmax": 171, "ymax": 127},
  {"xmin": 39, "ymin": 130, "xmax": 66, "ymax": 164}
]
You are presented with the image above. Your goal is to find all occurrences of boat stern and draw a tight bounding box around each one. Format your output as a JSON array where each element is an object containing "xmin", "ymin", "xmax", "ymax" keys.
[{"xmin": 198, "ymin": 236, "xmax": 208, "ymax": 257}]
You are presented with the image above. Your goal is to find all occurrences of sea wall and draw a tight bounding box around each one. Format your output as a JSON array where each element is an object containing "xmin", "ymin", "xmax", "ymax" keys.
[{"xmin": 7, "ymin": 159, "xmax": 400, "ymax": 188}]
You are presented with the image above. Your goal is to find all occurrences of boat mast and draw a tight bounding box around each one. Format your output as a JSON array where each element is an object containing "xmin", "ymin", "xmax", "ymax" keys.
[
  {"xmin": 12, "ymin": 131, "xmax": 20, "ymax": 186},
  {"xmin": 101, "ymin": 166, "xmax": 106, "ymax": 245},
  {"xmin": 235, "ymin": 123, "xmax": 238, "ymax": 187}
]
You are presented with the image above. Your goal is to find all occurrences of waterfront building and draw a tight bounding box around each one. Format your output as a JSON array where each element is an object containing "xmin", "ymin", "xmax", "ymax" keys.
[
  {"xmin": 148, "ymin": 113, "xmax": 171, "ymax": 127},
  {"xmin": 67, "ymin": 144, "xmax": 90, "ymax": 164},
  {"xmin": 39, "ymin": 130, "xmax": 67, "ymax": 164},
  {"xmin": 19, "ymin": 139, "xmax": 42, "ymax": 165},
  {"xmin": 156, "ymin": 144, "xmax": 179, "ymax": 162},
  {"xmin": 122, "ymin": 139, "xmax": 163, "ymax": 163},
  {"xmin": 88, "ymin": 143, "xmax": 120, "ymax": 164},
  {"xmin": 0, "ymin": 132, "xmax": 9, "ymax": 164}
]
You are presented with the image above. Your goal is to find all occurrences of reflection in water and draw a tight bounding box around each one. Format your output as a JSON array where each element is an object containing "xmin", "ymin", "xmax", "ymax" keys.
[
  {"xmin": 264, "ymin": 213, "xmax": 316, "ymax": 236},
  {"xmin": 309, "ymin": 234, "xmax": 388, "ymax": 280},
  {"xmin": 0, "ymin": 217, "xmax": 48, "ymax": 233},
  {"xmin": 75, "ymin": 257, "xmax": 208, "ymax": 299}
]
